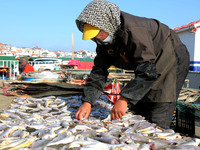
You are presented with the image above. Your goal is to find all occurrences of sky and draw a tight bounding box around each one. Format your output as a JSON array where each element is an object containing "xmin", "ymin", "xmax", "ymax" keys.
[{"xmin": 1, "ymin": 0, "xmax": 200, "ymax": 52}]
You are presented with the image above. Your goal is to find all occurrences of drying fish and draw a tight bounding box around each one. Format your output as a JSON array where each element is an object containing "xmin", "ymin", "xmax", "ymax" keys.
[
  {"xmin": 178, "ymin": 94, "xmax": 188, "ymax": 101},
  {"xmin": 11, "ymin": 129, "xmax": 29, "ymax": 138},
  {"xmin": 46, "ymin": 134, "xmax": 75, "ymax": 146},
  {"xmin": 0, "ymin": 124, "xmax": 8, "ymax": 131},
  {"xmin": 0, "ymin": 111, "xmax": 21, "ymax": 120},
  {"xmin": 185, "ymin": 94, "xmax": 200, "ymax": 103},
  {"xmin": 93, "ymin": 136, "xmax": 119, "ymax": 144},
  {"xmin": 0, "ymin": 127, "xmax": 17, "ymax": 139},
  {"xmin": 126, "ymin": 132, "xmax": 149, "ymax": 143},
  {"xmin": 178, "ymin": 89, "xmax": 200, "ymax": 102},
  {"xmin": 175, "ymin": 144, "xmax": 200, "ymax": 150},
  {"xmin": 95, "ymin": 127, "xmax": 108, "ymax": 133},
  {"xmin": 75, "ymin": 125, "xmax": 93, "ymax": 131},
  {"xmin": 41, "ymin": 130, "xmax": 56, "ymax": 140},
  {"xmin": 0, "ymin": 138, "xmax": 24, "ymax": 149},
  {"xmin": 0, "ymin": 95, "xmax": 199, "ymax": 150},
  {"xmin": 158, "ymin": 133, "xmax": 180, "ymax": 140},
  {"xmin": 30, "ymin": 139, "xmax": 50, "ymax": 149},
  {"xmin": 54, "ymin": 127, "xmax": 69, "ymax": 135},
  {"xmin": 153, "ymin": 129, "xmax": 175, "ymax": 138},
  {"xmin": 9, "ymin": 135, "xmax": 37, "ymax": 150},
  {"xmin": 138, "ymin": 143, "xmax": 151, "ymax": 150},
  {"xmin": 67, "ymin": 139, "xmax": 96, "ymax": 149},
  {"xmin": 0, "ymin": 136, "xmax": 36, "ymax": 150},
  {"xmin": 26, "ymin": 123, "xmax": 46, "ymax": 130},
  {"xmin": 77, "ymin": 142, "xmax": 110, "ymax": 150},
  {"xmin": 136, "ymin": 122, "xmax": 156, "ymax": 132}
]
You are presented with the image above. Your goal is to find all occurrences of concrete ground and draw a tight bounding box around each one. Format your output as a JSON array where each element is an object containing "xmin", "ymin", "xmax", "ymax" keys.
[
  {"xmin": 195, "ymin": 126, "xmax": 200, "ymax": 137},
  {"xmin": 0, "ymin": 81, "xmax": 16, "ymax": 112}
]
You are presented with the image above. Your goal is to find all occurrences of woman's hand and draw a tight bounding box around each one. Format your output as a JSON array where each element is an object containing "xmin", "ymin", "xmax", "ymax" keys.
[
  {"xmin": 111, "ymin": 97, "xmax": 128, "ymax": 120},
  {"xmin": 75, "ymin": 102, "xmax": 91, "ymax": 120}
]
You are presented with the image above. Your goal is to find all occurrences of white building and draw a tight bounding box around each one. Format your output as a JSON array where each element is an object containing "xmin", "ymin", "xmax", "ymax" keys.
[
  {"xmin": 31, "ymin": 46, "xmax": 44, "ymax": 57},
  {"xmin": 174, "ymin": 20, "xmax": 200, "ymax": 71},
  {"xmin": 42, "ymin": 50, "xmax": 57, "ymax": 57}
]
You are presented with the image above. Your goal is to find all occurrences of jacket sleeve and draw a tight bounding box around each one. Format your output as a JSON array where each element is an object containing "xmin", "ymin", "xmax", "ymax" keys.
[
  {"xmin": 82, "ymin": 48, "xmax": 112, "ymax": 105},
  {"xmin": 120, "ymin": 62, "xmax": 158, "ymax": 105}
]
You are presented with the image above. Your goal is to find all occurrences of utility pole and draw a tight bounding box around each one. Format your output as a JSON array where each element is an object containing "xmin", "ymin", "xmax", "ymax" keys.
[{"xmin": 72, "ymin": 33, "xmax": 74, "ymax": 60}]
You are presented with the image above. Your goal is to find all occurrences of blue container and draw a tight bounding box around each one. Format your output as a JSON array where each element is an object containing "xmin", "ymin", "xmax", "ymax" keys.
[
  {"xmin": 24, "ymin": 76, "xmax": 35, "ymax": 81},
  {"xmin": 0, "ymin": 75, "xmax": 8, "ymax": 80}
]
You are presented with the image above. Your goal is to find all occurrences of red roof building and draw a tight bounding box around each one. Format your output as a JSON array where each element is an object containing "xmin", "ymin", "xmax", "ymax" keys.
[{"xmin": 174, "ymin": 20, "xmax": 200, "ymax": 72}]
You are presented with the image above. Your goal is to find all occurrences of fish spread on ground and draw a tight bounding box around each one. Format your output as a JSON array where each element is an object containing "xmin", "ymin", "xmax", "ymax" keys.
[{"xmin": 0, "ymin": 95, "xmax": 200, "ymax": 150}]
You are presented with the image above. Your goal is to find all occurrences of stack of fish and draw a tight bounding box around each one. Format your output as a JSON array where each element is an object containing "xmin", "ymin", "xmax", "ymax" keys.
[
  {"xmin": 178, "ymin": 88, "xmax": 200, "ymax": 103},
  {"xmin": 0, "ymin": 95, "xmax": 200, "ymax": 150}
]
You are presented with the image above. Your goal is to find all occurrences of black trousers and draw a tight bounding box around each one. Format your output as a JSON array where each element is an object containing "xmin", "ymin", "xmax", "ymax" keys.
[
  {"xmin": 128, "ymin": 102, "xmax": 176, "ymax": 129},
  {"xmin": 19, "ymin": 66, "xmax": 24, "ymax": 74}
]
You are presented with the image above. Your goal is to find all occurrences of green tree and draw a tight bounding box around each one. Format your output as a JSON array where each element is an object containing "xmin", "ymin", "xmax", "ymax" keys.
[{"xmin": 82, "ymin": 51, "xmax": 87, "ymax": 57}]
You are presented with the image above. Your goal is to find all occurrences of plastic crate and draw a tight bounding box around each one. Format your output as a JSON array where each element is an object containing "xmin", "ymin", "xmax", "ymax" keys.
[
  {"xmin": 175, "ymin": 108, "xmax": 195, "ymax": 136},
  {"xmin": 23, "ymin": 76, "xmax": 35, "ymax": 81}
]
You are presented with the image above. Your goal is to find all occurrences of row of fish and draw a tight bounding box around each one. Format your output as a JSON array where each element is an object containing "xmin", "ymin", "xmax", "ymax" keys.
[
  {"xmin": 0, "ymin": 95, "xmax": 200, "ymax": 149},
  {"xmin": 178, "ymin": 88, "xmax": 200, "ymax": 103}
]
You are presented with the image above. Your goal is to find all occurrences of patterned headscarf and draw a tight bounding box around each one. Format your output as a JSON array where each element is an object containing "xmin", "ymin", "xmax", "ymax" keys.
[{"xmin": 76, "ymin": 0, "xmax": 121, "ymax": 38}]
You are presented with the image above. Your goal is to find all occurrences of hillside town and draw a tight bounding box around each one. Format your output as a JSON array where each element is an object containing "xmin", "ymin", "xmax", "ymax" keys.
[{"xmin": 0, "ymin": 43, "xmax": 97, "ymax": 58}]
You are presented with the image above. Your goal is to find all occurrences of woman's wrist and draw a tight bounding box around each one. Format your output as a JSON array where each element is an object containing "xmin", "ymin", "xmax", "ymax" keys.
[
  {"xmin": 118, "ymin": 96, "xmax": 128, "ymax": 103},
  {"xmin": 83, "ymin": 101, "xmax": 92, "ymax": 107}
]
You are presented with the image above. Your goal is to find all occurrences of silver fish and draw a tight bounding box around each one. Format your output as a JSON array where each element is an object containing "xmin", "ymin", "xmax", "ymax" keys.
[{"xmin": 47, "ymin": 134, "xmax": 75, "ymax": 146}]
